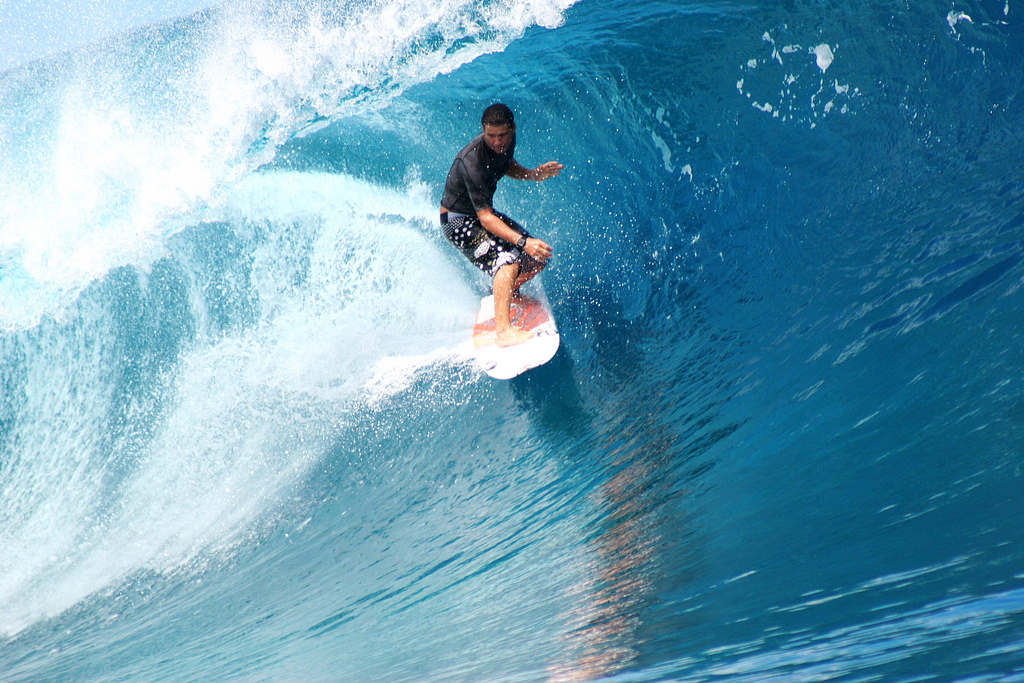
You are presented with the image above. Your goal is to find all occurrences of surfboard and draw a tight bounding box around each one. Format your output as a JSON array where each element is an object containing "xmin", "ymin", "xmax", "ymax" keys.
[{"xmin": 472, "ymin": 290, "xmax": 560, "ymax": 379}]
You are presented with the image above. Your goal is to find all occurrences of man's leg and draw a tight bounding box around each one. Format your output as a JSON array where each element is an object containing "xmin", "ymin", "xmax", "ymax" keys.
[
  {"xmin": 491, "ymin": 211, "xmax": 546, "ymax": 296},
  {"xmin": 509, "ymin": 264, "xmax": 545, "ymax": 308},
  {"xmin": 514, "ymin": 259, "xmax": 546, "ymax": 291},
  {"xmin": 493, "ymin": 262, "xmax": 535, "ymax": 347}
]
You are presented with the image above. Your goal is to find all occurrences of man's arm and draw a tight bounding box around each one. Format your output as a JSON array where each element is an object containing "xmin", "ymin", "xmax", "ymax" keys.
[
  {"xmin": 507, "ymin": 159, "xmax": 564, "ymax": 181},
  {"xmin": 476, "ymin": 208, "xmax": 553, "ymax": 261}
]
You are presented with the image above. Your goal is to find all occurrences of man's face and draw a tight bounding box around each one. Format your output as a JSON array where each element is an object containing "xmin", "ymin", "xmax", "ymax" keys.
[{"xmin": 482, "ymin": 123, "xmax": 515, "ymax": 155}]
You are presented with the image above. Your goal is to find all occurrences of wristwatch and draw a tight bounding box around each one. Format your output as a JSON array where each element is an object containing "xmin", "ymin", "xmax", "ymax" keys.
[{"xmin": 516, "ymin": 235, "xmax": 527, "ymax": 249}]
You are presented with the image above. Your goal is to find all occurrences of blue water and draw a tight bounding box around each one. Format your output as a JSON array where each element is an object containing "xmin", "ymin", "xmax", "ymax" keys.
[{"xmin": 2, "ymin": 0, "xmax": 1024, "ymax": 680}]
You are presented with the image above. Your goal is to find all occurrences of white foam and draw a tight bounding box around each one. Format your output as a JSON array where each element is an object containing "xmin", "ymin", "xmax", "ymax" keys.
[
  {"xmin": 947, "ymin": 10, "xmax": 974, "ymax": 30},
  {"xmin": 210, "ymin": 170, "xmax": 480, "ymax": 404},
  {"xmin": 0, "ymin": 0, "xmax": 578, "ymax": 333},
  {"xmin": 0, "ymin": 170, "xmax": 481, "ymax": 636},
  {"xmin": 652, "ymin": 132, "xmax": 674, "ymax": 172},
  {"xmin": 737, "ymin": 34, "xmax": 859, "ymax": 125},
  {"xmin": 812, "ymin": 44, "xmax": 834, "ymax": 72}
]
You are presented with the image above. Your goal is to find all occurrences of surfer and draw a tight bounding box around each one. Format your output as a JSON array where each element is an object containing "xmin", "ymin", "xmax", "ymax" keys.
[{"xmin": 440, "ymin": 103, "xmax": 563, "ymax": 347}]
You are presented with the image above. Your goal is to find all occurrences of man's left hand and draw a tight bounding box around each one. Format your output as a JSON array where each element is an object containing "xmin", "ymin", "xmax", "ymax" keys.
[{"xmin": 533, "ymin": 161, "xmax": 564, "ymax": 181}]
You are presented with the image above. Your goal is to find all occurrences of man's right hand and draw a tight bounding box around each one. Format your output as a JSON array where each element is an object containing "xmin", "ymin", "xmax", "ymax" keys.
[{"xmin": 525, "ymin": 238, "xmax": 553, "ymax": 261}]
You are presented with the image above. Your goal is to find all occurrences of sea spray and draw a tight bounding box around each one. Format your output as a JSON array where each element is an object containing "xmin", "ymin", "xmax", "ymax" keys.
[
  {"xmin": 0, "ymin": 168, "xmax": 478, "ymax": 636},
  {"xmin": 0, "ymin": 0, "xmax": 578, "ymax": 332}
]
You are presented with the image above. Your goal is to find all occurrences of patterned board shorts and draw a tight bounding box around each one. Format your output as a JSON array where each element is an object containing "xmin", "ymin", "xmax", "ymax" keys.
[{"xmin": 441, "ymin": 210, "xmax": 542, "ymax": 278}]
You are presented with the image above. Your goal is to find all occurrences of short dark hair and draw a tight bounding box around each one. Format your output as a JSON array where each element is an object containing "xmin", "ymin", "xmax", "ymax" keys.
[{"xmin": 481, "ymin": 103, "xmax": 515, "ymax": 128}]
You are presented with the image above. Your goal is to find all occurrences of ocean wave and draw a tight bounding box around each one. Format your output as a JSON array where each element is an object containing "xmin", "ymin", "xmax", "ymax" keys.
[{"xmin": 0, "ymin": 0, "xmax": 577, "ymax": 332}]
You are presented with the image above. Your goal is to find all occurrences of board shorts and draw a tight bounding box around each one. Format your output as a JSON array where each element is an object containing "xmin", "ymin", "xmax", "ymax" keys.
[{"xmin": 440, "ymin": 210, "xmax": 543, "ymax": 278}]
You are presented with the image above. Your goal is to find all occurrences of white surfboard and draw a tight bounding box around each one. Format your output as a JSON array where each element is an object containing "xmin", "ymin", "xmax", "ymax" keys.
[{"xmin": 472, "ymin": 289, "xmax": 560, "ymax": 379}]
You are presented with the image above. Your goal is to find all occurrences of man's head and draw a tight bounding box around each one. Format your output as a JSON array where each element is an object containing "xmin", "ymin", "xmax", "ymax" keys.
[
  {"xmin": 481, "ymin": 103, "xmax": 515, "ymax": 155},
  {"xmin": 482, "ymin": 103, "xmax": 514, "ymax": 128}
]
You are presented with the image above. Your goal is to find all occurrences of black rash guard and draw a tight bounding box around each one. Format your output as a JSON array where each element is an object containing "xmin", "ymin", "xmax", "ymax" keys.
[{"xmin": 441, "ymin": 133, "xmax": 516, "ymax": 215}]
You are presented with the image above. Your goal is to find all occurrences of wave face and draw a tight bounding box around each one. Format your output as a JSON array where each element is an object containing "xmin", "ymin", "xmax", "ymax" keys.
[{"xmin": 2, "ymin": 0, "xmax": 1024, "ymax": 680}]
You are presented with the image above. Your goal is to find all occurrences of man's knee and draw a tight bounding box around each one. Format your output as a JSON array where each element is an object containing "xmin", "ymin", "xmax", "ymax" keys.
[{"xmin": 494, "ymin": 261, "xmax": 520, "ymax": 282}]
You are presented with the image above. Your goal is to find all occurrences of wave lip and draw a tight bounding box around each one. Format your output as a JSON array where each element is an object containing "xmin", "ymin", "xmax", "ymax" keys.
[
  {"xmin": 0, "ymin": 168, "xmax": 477, "ymax": 638},
  {"xmin": 0, "ymin": 0, "xmax": 578, "ymax": 332}
]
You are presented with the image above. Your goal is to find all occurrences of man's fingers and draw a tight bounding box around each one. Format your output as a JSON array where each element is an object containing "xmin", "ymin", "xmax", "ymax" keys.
[
  {"xmin": 536, "ymin": 161, "xmax": 563, "ymax": 179},
  {"xmin": 528, "ymin": 239, "xmax": 553, "ymax": 260}
]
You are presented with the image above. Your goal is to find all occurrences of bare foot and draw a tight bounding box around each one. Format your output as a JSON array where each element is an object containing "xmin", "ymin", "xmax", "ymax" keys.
[{"xmin": 496, "ymin": 325, "xmax": 535, "ymax": 347}]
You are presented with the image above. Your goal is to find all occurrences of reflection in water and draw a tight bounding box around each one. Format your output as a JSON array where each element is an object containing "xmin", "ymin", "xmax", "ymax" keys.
[
  {"xmin": 548, "ymin": 420, "xmax": 673, "ymax": 681},
  {"xmin": 513, "ymin": 335, "xmax": 725, "ymax": 681}
]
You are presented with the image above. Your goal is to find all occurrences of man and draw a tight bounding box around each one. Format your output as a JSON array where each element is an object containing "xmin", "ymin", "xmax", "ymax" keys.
[{"xmin": 440, "ymin": 103, "xmax": 563, "ymax": 347}]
